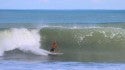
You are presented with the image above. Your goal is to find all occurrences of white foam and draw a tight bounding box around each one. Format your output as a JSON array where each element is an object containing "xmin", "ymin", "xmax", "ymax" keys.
[{"xmin": 0, "ymin": 28, "xmax": 50, "ymax": 56}]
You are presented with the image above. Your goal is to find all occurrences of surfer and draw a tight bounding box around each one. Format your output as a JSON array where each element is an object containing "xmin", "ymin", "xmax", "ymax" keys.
[{"xmin": 50, "ymin": 41, "xmax": 58, "ymax": 52}]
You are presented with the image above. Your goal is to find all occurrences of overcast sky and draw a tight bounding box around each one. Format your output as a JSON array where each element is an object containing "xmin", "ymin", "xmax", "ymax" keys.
[{"xmin": 0, "ymin": 0, "xmax": 125, "ymax": 10}]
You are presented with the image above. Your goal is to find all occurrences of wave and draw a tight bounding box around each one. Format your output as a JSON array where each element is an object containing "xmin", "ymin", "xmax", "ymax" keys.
[
  {"xmin": 40, "ymin": 26, "xmax": 125, "ymax": 62},
  {"xmin": 0, "ymin": 26, "xmax": 125, "ymax": 62}
]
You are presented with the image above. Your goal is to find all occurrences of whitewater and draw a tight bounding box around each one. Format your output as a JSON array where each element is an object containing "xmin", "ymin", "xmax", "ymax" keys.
[{"xmin": 0, "ymin": 28, "xmax": 50, "ymax": 56}]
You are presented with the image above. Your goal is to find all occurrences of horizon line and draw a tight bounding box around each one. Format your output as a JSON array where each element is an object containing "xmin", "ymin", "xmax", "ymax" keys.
[{"xmin": 0, "ymin": 9, "xmax": 125, "ymax": 11}]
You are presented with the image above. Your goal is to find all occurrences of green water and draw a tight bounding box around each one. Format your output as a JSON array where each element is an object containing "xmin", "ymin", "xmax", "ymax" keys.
[{"xmin": 40, "ymin": 27, "xmax": 125, "ymax": 62}]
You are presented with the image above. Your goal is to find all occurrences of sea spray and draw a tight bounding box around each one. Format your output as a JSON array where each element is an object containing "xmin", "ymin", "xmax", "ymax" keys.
[{"xmin": 0, "ymin": 28, "xmax": 49, "ymax": 56}]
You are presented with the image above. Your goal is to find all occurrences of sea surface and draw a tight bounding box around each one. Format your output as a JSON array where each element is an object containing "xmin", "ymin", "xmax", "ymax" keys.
[{"xmin": 0, "ymin": 10, "xmax": 125, "ymax": 70}]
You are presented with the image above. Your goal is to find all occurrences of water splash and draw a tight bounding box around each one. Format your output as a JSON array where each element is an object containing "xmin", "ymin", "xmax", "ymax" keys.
[{"xmin": 0, "ymin": 28, "xmax": 49, "ymax": 56}]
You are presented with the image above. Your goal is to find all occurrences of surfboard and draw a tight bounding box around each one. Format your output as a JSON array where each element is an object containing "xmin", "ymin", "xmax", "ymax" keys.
[{"xmin": 49, "ymin": 52, "xmax": 63, "ymax": 55}]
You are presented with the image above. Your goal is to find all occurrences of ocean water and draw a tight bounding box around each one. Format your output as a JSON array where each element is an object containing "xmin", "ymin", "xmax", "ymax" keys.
[{"xmin": 0, "ymin": 10, "xmax": 125, "ymax": 70}]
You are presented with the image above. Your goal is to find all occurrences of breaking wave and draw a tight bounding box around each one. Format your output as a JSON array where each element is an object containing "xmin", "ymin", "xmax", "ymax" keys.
[{"xmin": 1, "ymin": 26, "xmax": 125, "ymax": 62}]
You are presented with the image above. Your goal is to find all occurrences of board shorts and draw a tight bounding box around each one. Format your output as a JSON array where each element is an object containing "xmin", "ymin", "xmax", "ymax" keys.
[{"xmin": 50, "ymin": 48, "xmax": 55, "ymax": 52}]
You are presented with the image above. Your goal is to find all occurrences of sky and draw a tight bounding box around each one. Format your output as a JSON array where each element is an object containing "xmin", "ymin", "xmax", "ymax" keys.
[{"xmin": 0, "ymin": 0, "xmax": 125, "ymax": 10}]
